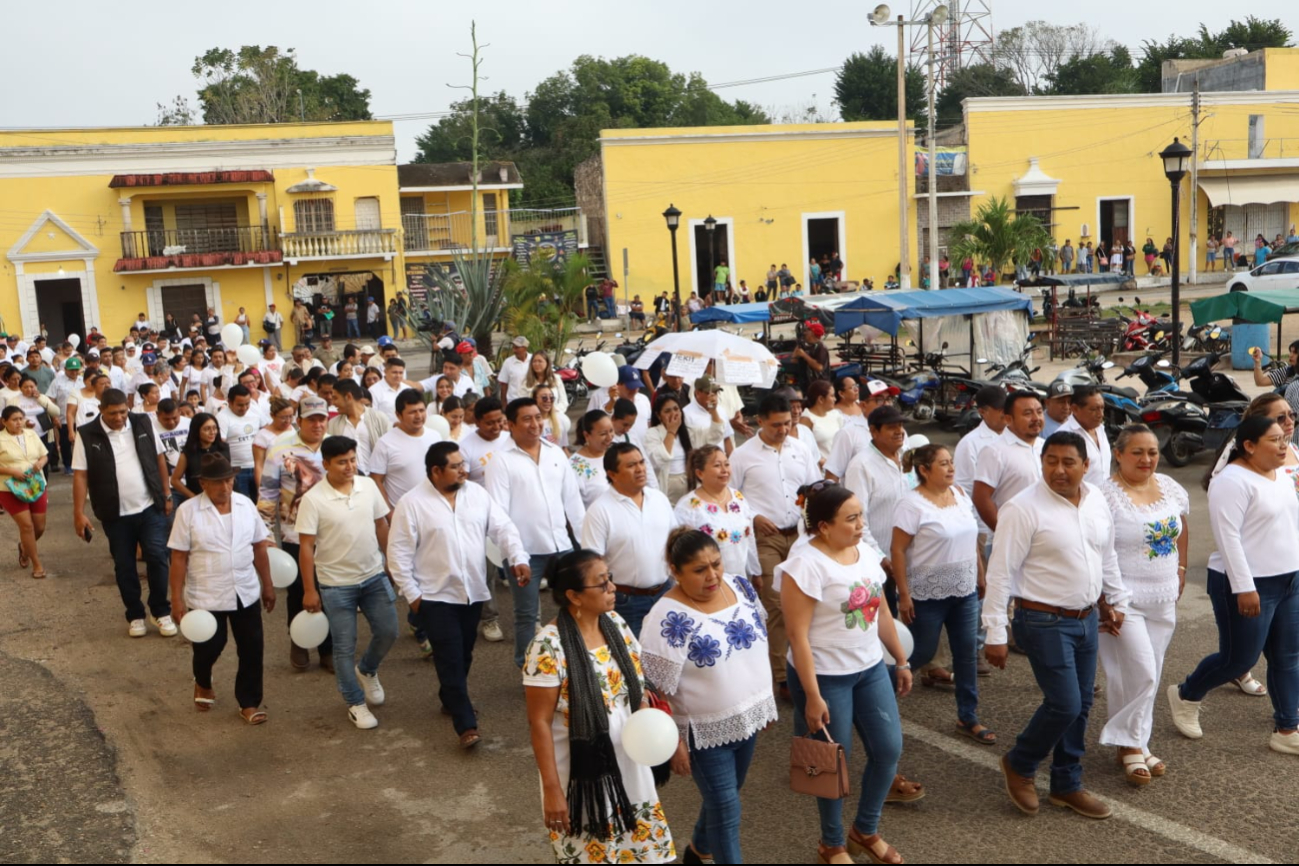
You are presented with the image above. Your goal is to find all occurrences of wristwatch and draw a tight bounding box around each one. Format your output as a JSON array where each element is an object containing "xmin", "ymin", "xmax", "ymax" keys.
[{"xmin": 895, "ymin": 663, "xmax": 912, "ymax": 671}]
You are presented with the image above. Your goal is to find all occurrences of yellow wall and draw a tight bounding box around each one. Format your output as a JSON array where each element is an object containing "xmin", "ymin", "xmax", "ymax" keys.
[
  {"xmin": 601, "ymin": 122, "xmax": 918, "ymax": 299},
  {"xmin": 1264, "ymin": 49, "xmax": 1299, "ymax": 91}
]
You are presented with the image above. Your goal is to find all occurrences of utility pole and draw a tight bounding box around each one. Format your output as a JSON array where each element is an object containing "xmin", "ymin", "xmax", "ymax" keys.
[
  {"xmin": 1188, "ymin": 79, "xmax": 1201, "ymax": 284},
  {"xmin": 896, "ymin": 16, "xmax": 912, "ymax": 291},
  {"xmin": 926, "ymin": 20, "xmax": 939, "ymax": 291}
]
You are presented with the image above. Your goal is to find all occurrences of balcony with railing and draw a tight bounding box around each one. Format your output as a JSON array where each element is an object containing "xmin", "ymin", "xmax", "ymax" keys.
[
  {"xmin": 402, "ymin": 207, "xmax": 587, "ymax": 253},
  {"xmin": 281, "ymin": 228, "xmax": 400, "ymax": 261},
  {"xmin": 115, "ymin": 226, "xmax": 281, "ymax": 273}
]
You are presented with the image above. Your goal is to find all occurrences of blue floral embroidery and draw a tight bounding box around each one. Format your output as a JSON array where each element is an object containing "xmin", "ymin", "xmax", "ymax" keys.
[
  {"xmin": 1144, "ymin": 517, "xmax": 1180, "ymax": 559},
  {"xmin": 660, "ymin": 610, "xmax": 696, "ymax": 649},
  {"xmin": 724, "ymin": 619, "xmax": 757, "ymax": 650},
  {"xmin": 752, "ymin": 610, "xmax": 768, "ymax": 639},
  {"xmin": 687, "ymin": 634, "xmax": 722, "ymax": 667},
  {"xmin": 734, "ymin": 576, "xmax": 758, "ymax": 604}
]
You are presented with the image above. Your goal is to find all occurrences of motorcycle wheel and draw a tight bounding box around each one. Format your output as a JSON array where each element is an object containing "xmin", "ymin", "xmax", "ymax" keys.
[{"xmin": 1162, "ymin": 433, "xmax": 1195, "ymax": 468}]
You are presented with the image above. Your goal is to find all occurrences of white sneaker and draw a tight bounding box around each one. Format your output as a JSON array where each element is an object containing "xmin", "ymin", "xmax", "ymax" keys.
[
  {"xmin": 482, "ymin": 621, "xmax": 504, "ymax": 642},
  {"xmin": 150, "ymin": 614, "xmax": 178, "ymax": 637},
  {"xmin": 1269, "ymin": 730, "xmax": 1299, "ymax": 755},
  {"xmin": 1167, "ymin": 684, "xmax": 1203, "ymax": 739},
  {"xmin": 128, "ymin": 619, "xmax": 147, "ymax": 638},
  {"xmin": 355, "ymin": 666, "xmax": 385, "ymax": 706},
  {"xmin": 540, "ymin": 578, "xmax": 549, "ymax": 590},
  {"xmin": 348, "ymin": 704, "xmax": 379, "ymax": 729}
]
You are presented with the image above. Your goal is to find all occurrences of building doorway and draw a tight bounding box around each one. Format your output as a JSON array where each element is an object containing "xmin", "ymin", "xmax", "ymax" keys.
[
  {"xmin": 160, "ymin": 284, "xmax": 209, "ymax": 336},
  {"xmin": 1098, "ymin": 198, "xmax": 1132, "ymax": 248},
  {"xmin": 34, "ymin": 277, "xmax": 86, "ymax": 344},
  {"xmin": 304, "ymin": 271, "xmax": 386, "ymax": 339},
  {"xmin": 692, "ymin": 223, "xmax": 730, "ymax": 301}
]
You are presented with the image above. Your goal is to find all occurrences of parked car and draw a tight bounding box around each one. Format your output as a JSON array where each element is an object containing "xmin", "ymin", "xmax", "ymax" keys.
[{"xmin": 1228, "ymin": 255, "xmax": 1299, "ymax": 292}]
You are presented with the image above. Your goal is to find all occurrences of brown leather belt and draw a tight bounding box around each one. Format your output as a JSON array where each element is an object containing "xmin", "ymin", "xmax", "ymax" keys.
[
  {"xmin": 615, "ymin": 583, "xmax": 666, "ymax": 597},
  {"xmin": 1016, "ymin": 598, "xmax": 1095, "ymax": 620}
]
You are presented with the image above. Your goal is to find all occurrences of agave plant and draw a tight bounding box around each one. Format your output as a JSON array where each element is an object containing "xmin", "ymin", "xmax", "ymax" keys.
[
  {"xmin": 421, "ymin": 250, "xmax": 508, "ymax": 356},
  {"xmin": 947, "ymin": 195, "xmax": 1051, "ymax": 280}
]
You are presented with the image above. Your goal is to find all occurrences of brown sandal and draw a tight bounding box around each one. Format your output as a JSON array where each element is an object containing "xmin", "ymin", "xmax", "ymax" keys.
[
  {"xmin": 848, "ymin": 828, "xmax": 904, "ymax": 864},
  {"xmin": 884, "ymin": 773, "xmax": 924, "ymax": 803},
  {"xmin": 817, "ymin": 842, "xmax": 854, "ymax": 864},
  {"xmin": 920, "ymin": 667, "xmax": 954, "ymax": 688}
]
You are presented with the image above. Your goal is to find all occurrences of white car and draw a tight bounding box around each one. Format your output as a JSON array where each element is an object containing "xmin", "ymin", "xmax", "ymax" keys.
[{"xmin": 1228, "ymin": 255, "xmax": 1299, "ymax": 292}]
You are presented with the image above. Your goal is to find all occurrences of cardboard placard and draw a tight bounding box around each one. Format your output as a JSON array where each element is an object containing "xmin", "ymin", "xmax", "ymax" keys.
[
  {"xmin": 665, "ymin": 350, "xmax": 709, "ymax": 380},
  {"xmin": 715, "ymin": 350, "xmax": 762, "ymax": 385}
]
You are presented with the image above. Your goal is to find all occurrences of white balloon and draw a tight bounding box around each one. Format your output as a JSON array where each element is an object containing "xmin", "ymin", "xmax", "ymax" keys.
[
  {"xmin": 290, "ymin": 611, "xmax": 330, "ymax": 649},
  {"xmin": 236, "ymin": 344, "xmax": 262, "ymax": 367},
  {"xmin": 68, "ymin": 334, "xmax": 81, "ymax": 348},
  {"xmin": 486, "ymin": 538, "xmax": 503, "ymax": 568},
  {"xmin": 582, "ymin": 352, "xmax": 620, "ymax": 389},
  {"xmin": 612, "ymin": 353, "xmax": 628, "ymax": 368},
  {"xmin": 621, "ymin": 708, "xmax": 679, "ymax": 766},
  {"xmin": 221, "ymin": 323, "xmax": 245, "ymax": 348},
  {"xmin": 427, "ymin": 413, "xmax": 451, "ymax": 438},
  {"xmin": 180, "ymin": 609, "xmax": 218, "ymax": 644},
  {"xmin": 267, "ymin": 546, "xmax": 299, "ymax": 589},
  {"xmin": 882, "ymin": 622, "xmax": 916, "ymax": 666}
]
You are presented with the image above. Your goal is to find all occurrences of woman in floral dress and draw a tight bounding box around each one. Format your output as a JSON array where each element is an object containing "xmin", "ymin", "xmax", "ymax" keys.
[
  {"xmin": 524, "ymin": 549, "xmax": 674, "ymax": 864},
  {"xmin": 673, "ymin": 446, "xmax": 759, "ymax": 583},
  {"xmin": 570, "ymin": 410, "xmax": 615, "ymax": 508}
]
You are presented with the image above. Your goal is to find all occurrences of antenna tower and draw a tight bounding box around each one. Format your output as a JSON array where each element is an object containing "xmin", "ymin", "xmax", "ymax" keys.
[{"xmin": 909, "ymin": 0, "xmax": 995, "ymax": 89}]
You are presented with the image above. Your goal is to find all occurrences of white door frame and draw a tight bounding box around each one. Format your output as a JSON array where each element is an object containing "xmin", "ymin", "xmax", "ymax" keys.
[
  {"xmin": 146, "ymin": 276, "xmax": 223, "ymax": 332},
  {"xmin": 801, "ymin": 211, "xmax": 848, "ymax": 287},
  {"xmin": 686, "ymin": 216, "xmax": 737, "ymax": 298},
  {"xmin": 1095, "ymin": 196, "xmax": 1135, "ymax": 246},
  {"xmin": 7, "ymin": 210, "xmax": 102, "ymax": 337}
]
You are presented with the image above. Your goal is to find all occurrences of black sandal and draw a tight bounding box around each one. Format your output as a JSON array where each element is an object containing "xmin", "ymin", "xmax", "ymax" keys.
[{"xmin": 956, "ymin": 720, "xmax": 997, "ymax": 745}]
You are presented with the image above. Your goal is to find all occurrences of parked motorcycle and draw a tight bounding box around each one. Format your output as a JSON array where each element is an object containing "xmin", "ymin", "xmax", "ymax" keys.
[{"xmin": 1159, "ymin": 352, "xmax": 1250, "ymax": 467}]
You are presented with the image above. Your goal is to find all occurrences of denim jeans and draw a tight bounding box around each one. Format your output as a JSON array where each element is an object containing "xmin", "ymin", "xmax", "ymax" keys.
[
  {"xmin": 689, "ymin": 730, "xmax": 757, "ymax": 864},
  {"xmin": 603, "ymin": 296, "xmax": 616, "ymax": 319},
  {"xmin": 318, "ymin": 572, "xmax": 398, "ymax": 707},
  {"xmin": 908, "ymin": 591, "xmax": 981, "ymax": 725},
  {"xmin": 614, "ymin": 584, "xmax": 670, "ymax": 640},
  {"xmin": 346, "ymin": 319, "xmax": 361, "ymax": 338},
  {"xmin": 510, "ymin": 551, "xmax": 569, "ymax": 668},
  {"xmin": 788, "ymin": 661, "xmax": 902, "ymax": 846},
  {"xmin": 417, "ymin": 600, "xmax": 484, "ymax": 734},
  {"xmin": 1006, "ymin": 607, "xmax": 1098, "ymax": 795},
  {"xmin": 587, "ymin": 299, "xmax": 601, "ymax": 321},
  {"xmin": 103, "ymin": 505, "xmax": 170, "ymax": 622},
  {"xmin": 233, "ymin": 467, "xmax": 256, "ymax": 501},
  {"xmin": 1180, "ymin": 569, "xmax": 1299, "ymax": 730}
]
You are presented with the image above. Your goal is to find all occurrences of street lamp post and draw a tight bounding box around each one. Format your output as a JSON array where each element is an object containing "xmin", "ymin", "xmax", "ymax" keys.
[
  {"xmin": 663, "ymin": 204, "xmax": 683, "ymax": 332},
  {"xmin": 704, "ymin": 214, "xmax": 717, "ymax": 304},
  {"xmin": 1159, "ymin": 137, "xmax": 1192, "ymax": 366}
]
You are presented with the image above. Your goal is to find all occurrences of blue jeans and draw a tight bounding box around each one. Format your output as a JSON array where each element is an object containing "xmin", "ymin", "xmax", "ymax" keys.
[
  {"xmin": 318, "ymin": 573, "xmax": 399, "ymax": 707},
  {"xmin": 604, "ymin": 296, "xmax": 616, "ymax": 318},
  {"xmin": 103, "ymin": 505, "xmax": 171, "ymax": 622},
  {"xmin": 234, "ymin": 467, "xmax": 255, "ymax": 501},
  {"xmin": 587, "ymin": 299, "xmax": 601, "ymax": 320},
  {"xmin": 1006, "ymin": 607, "xmax": 1098, "ymax": 795},
  {"xmin": 908, "ymin": 591, "xmax": 981, "ymax": 725},
  {"xmin": 346, "ymin": 319, "xmax": 360, "ymax": 338},
  {"xmin": 788, "ymin": 662, "xmax": 902, "ymax": 846},
  {"xmin": 1181, "ymin": 569, "xmax": 1299, "ymax": 730},
  {"xmin": 614, "ymin": 584, "xmax": 670, "ymax": 639},
  {"xmin": 689, "ymin": 730, "xmax": 757, "ymax": 863},
  {"xmin": 511, "ymin": 551, "xmax": 570, "ymax": 668}
]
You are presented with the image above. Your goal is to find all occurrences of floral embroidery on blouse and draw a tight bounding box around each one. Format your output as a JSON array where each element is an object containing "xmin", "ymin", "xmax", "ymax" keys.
[
  {"xmin": 687, "ymin": 633, "xmax": 723, "ymax": 668},
  {"xmin": 571, "ymin": 456, "xmax": 599, "ymax": 480},
  {"xmin": 659, "ymin": 610, "xmax": 696, "ymax": 649},
  {"xmin": 724, "ymin": 619, "xmax": 757, "ymax": 650},
  {"xmin": 841, "ymin": 581, "xmax": 883, "ymax": 631},
  {"xmin": 1144, "ymin": 517, "xmax": 1180, "ymax": 559},
  {"xmin": 734, "ymin": 576, "xmax": 757, "ymax": 603}
]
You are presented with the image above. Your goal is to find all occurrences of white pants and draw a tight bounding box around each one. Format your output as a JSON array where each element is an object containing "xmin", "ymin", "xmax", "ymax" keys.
[{"xmin": 1098, "ymin": 599, "xmax": 1177, "ymax": 749}]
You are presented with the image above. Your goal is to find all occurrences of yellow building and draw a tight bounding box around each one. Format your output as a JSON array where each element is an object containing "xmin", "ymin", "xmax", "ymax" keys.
[{"xmin": 599, "ymin": 121, "xmax": 918, "ymax": 301}]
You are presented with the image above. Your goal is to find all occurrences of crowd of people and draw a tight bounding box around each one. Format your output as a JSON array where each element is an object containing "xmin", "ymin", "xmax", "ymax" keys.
[{"xmin": 6, "ymin": 309, "xmax": 1299, "ymax": 865}]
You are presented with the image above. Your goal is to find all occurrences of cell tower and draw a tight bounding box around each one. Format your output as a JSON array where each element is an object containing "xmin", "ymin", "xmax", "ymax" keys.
[{"xmin": 909, "ymin": 0, "xmax": 995, "ymax": 89}]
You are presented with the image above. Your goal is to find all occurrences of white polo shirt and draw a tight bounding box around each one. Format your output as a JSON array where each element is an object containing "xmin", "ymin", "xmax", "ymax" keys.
[
  {"xmin": 974, "ymin": 429, "xmax": 1045, "ymax": 513},
  {"xmin": 497, "ymin": 354, "xmax": 531, "ymax": 399},
  {"xmin": 294, "ymin": 475, "xmax": 389, "ymax": 586},
  {"xmin": 581, "ymin": 486, "xmax": 677, "ymax": 590},
  {"xmin": 1059, "ymin": 414, "xmax": 1112, "ymax": 489},
  {"xmin": 168, "ymin": 492, "xmax": 270, "ymax": 610},
  {"xmin": 369, "ymin": 426, "xmax": 444, "ymax": 506}
]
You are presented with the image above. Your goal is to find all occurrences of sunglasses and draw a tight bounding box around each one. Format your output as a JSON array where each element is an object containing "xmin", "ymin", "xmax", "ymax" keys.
[{"xmin": 1273, "ymin": 412, "xmax": 1298, "ymax": 422}]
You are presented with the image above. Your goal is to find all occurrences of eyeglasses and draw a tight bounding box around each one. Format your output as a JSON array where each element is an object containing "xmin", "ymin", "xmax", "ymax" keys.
[
  {"xmin": 583, "ymin": 574, "xmax": 615, "ymax": 592},
  {"xmin": 1274, "ymin": 412, "xmax": 1298, "ymax": 422}
]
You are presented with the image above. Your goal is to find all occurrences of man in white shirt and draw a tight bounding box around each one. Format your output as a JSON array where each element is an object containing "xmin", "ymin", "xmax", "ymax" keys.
[
  {"xmin": 581, "ymin": 443, "xmax": 676, "ymax": 637},
  {"xmin": 368, "ymin": 357, "xmax": 419, "ymax": 422},
  {"xmin": 366, "ymin": 296, "xmax": 382, "ymax": 339},
  {"xmin": 729, "ymin": 393, "xmax": 822, "ymax": 696},
  {"xmin": 168, "ymin": 452, "xmax": 274, "ymax": 725},
  {"xmin": 389, "ymin": 441, "xmax": 528, "ymax": 748},
  {"xmin": 1058, "ymin": 385, "xmax": 1111, "ymax": 488},
  {"xmin": 326, "ymin": 378, "xmax": 391, "ymax": 475},
  {"xmin": 973, "ymin": 390, "xmax": 1045, "ymax": 534},
  {"xmin": 296, "ymin": 435, "xmax": 396, "ymax": 731},
  {"xmin": 1042, "ymin": 380, "xmax": 1074, "ymax": 439},
  {"xmin": 954, "ymin": 386, "xmax": 1007, "ymax": 508},
  {"xmin": 263, "ymin": 303, "xmax": 285, "ymax": 351},
  {"xmin": 984, "ymin": 430, "xmax": 1128, "ymax": 820},
  {"xmin": 485, "ymin": 397, "xmax": 586, "ymax": 667},
  {"xmin": 824, "ymin": 379, "xmax": 900, "ymax": 480},
  {"xmin": 684, "ymin": 377, "xmax": 734, "ymax": 454},
  {"xmin": 128, "ymin": 352, "xmax": 160, "ymax": 408},
  {"xmin": 218, "ymin": 385, "xmax": 262, "ymax": 500},
  {"xmin": 370, "ymin": 389, "xmax": 443, "ymax": 511},
  {"xmin": 418, "ymin": 351, "xmax": 474, "ymax": 400},
  {"xmin": 844, "ymin": 405, "xmax": 910, "ymax": 562},
  {"xmin": 152, "ymin": 399, "xmax": 191, "ymax": 507},
  {"xmin": 496, "ymin": 336, "xmax": 531, "ymax": 403}
]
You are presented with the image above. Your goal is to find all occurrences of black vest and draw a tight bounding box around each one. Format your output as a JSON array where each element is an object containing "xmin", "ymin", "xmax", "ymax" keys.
[{"xmin": 78, "ymin": 414, "xmax": 166, "ymax": 522}]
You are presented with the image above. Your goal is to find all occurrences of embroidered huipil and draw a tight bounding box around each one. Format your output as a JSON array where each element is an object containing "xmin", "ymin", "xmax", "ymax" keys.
[{"xmin": 1100, "ymin": 475, "xmax": 1189, "ymax": 606}]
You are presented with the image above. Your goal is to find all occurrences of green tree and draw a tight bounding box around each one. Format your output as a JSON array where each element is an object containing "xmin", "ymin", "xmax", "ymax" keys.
[
  {"xmin": 834, "ymin": 47, "xmax": 925, "ymax": 122},
  {"xmin": 500, "ymin": 254, "xmax": 591, "ymax": 356},
  {"xmin": 414, "ymin": 93, "xmax": 527, "ymax": 163},
  {"xmin": 1135, "ymin": 17, "xmax": 1292, "ymax": 91},
  {"xmin": 947, "ymin": 196, "xmax": 1050, "ymax": 278},
  {"xmin": 935, "ymin": 63, "xmax": 1026, "ymax": 123},
  {"xmin": 1045, "ymin": 46, "xmax": 1139, "ymax": 95}
]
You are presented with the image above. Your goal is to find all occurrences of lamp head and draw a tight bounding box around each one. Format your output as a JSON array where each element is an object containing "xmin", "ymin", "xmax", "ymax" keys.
[
  {"xmin": 929, "ymin": 4, "xmax": 949, "ymax": 25},
  {"xmin": 663, "ymin": 204, "xmax": 681, "ymax": 231},
  {"xmin": 1159, "ymin": 137, "xmax": 1192, "ymax": 183},
  {"xmin": 704, "ymin": 215, "xmax": 717, "ymax": 233},
  {"xmin": 867, "ymin": 3, "xmax": 892, "ymax": 25}
]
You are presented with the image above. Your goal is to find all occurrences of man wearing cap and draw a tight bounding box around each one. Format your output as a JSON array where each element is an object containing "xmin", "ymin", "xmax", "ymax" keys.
[
  {"xmin": 973, "ymin": 390, "xmax": 1045, "ymax": 535},
  {"xmin": 792, "ymin": 320, "xmax": 831, "ymax": 390},
  {"xmin": 128, "ymin": 352, "xmax": 160, "ymax": 409},
  {"xmin": 257, "ymin": 394, "xmax": 334, "ymax": 671},
  {"xmin": 366, "ymin": 296, "xmax": 382, "ymax": 339},
  {"xmin": 824, "ymin": 379, "xmax": 900, "ymax": 481},
  {"xmin": 169, "ymin": 452, "xmax": 275, "ymax": 725},
  {"xmin": 844, "ymin": 405, "xmax": 910, "ymax": 567},
  {"xmin": 684, "ymin": 377, "xmax": 734, "ymax": 454},
  {"xmin": 370, "ymin": 389, "xmax": 445, "ymax": 512},
  {"xmin": 50, "ymin": 356, "xmax": 83, "ymax": 474},
  {"xmin": 1042, "ymin": 380, "xmax": 1074, "ymax": 438},
  {"xmin": 5, "ymin": 333, "xmax": 29, "ymax": 359},
  {"xmin": 314, "ymin": 334, "xmax": 339, "ymax": 370},
  {"xmin": 602, "ymin": 365, "xmax": 653, "ymax": 451},
  {"xmin": 496, "ymin": 337, "xmax": 531, "ymax": 403}
]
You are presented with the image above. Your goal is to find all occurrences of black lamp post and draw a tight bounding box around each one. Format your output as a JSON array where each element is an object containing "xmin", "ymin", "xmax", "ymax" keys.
[
  {"xmin": 663, "ymin": 204, "xmax": 683, "ymax": 331},
  {"xmin": 704, "ymin": 214, "xmax": 717, "ymax": 304},
  {"xmin": 1160, "ymin": 137, "xmax": 1192, "ymax": 365}
]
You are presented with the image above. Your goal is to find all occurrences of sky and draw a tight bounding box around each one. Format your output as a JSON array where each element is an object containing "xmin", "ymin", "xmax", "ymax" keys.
[{"xmin": 0, "ymin": 0, "xmax": 1284, "ymax": 162}]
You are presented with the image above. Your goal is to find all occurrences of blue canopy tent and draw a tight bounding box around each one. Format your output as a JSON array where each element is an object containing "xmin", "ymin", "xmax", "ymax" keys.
[{"xmin": 690, "ymin": 302, "xmax": 771, "ymax": 325}]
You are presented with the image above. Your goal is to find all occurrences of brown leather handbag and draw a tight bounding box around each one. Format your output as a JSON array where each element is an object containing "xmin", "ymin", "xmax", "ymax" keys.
[{"xmin": 789, "ymin": 732, "xmax": 849, "ymax": 799}]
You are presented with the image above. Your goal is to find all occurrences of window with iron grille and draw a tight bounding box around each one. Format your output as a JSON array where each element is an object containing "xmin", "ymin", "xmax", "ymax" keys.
[{"xmin": 294, "ymin": 198, "xmax": 335, "ymax": 233}]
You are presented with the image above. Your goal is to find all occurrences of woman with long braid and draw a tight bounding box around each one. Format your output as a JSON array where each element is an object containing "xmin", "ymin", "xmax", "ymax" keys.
[{"xmin": 524, "ymin": 549, "xmax": 675, "ymax": 863}]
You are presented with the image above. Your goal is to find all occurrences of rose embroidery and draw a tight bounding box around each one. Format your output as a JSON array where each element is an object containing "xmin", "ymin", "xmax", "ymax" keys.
[
  {"xmin": 841, "ymin": 580, "xmax": 883, "ymax": 631},
  {"xmin": 705, "ymin": 503, "xmax": 720, "ymax": 514}
]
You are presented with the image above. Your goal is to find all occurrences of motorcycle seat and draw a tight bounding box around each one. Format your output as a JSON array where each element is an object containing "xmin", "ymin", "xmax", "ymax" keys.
[{"xmin": 1111, "ymin": 386, "xmax": 1140, "ymax": 400}]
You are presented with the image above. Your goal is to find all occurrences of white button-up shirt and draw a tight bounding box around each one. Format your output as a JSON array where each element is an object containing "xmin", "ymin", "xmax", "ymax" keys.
[
  {"xmin": 974, "ymin": 429, "xmax": 1045, "ymax": 520},
  {"xmin": 1058, "ymin": 414, "xmax": 1112, "ymax": 489},
  {"xmin": 982, "ymin": 480, "xmax": 1129, "ymax": 645},
  {"xmin": 168, "ymin": 493, "xmax": 270, "ymax": 611},
  {"xmin": 581, "ymin": 486, "xmax": 677, "ymax": 590},
  {"xmin": 729, "ymin": 433, "xmax": 822, "ymax": 529},
  {"xmin": 953, "ymin": 420, "xmax": 1001, "ymax": 497},
  {"xmin": 71, "ymin": 416, "xmax": 163, "ymax": 517},
  {"xmin": 684, "ymin": 399, "xmax": 733, "ymax": 446},
  {"xmin": 824, "ymin": 420, "xmax": 870, "ymax": 480},
  {"xmin": 388, "ymin": 479, "xmax": 527, "ymax": 605},
  {"xmin": 485, "ymin": 438, "xmax": 586, "ymax": 555},
  {"xmin": 844, "ymin": 443, "xmax": 909, "ymax": 557}
]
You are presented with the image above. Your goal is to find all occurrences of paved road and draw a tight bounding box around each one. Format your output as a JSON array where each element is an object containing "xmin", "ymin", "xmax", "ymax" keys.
[{"xmin": 4, "ymin": 423, "xmax": 1299, "ymax": 864}]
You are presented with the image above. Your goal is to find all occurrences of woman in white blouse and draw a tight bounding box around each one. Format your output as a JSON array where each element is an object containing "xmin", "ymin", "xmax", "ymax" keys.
[
  {"xmin": 641, "ymin": 528, "xmax": 776, "ymax": 865},
  {"xmin": 524, "ymin": 350, "xmax": 570, "ymax": 415},
  {"xmin": 441, "ymin": 395, "xmax": 468, "ymax": 442},
  {"xmin": 1168, "ymin": 415, "xmax": 1299, "ymax": 756},
  {"xmin": 1097, "ymin": 424, "xmax": 1189, "ymax": 785},
  {"xmin": 533, "ymin": 383, "xmax": 571, "ymax": 451},
  {"xmin": 832, "ymin": 376, "xmax": 863, "ymax": 424},
  {"xmin": 801, "ymin": 380, "xmax": 843, "ymax": 461},
  {"xmin": 778, "ymin": 483, "xmax": 912, "ymax": 866},
  {"xmin": 569, "ymin": 410, "xmax": 613, "ymax": 508},
  {"xmin": 644, "ymin": 394, "xmax": 693, "ymax": 504},
  {"xmin": 68, "ymin": 372, "xmax": 108, "ymax": 443},
  {"xmin": 890, "ymin": 444, "xmax": 993, "ymax": 744},
  {"xmin": 673, "ymin": 445, "xmax": 759, "ymax": 582}
]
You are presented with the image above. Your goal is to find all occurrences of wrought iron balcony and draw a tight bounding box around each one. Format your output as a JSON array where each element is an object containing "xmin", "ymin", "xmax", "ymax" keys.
[
  {"xmin": 115, "ymin": 226, "xmax": 281, "ymax": 272},
  {"xmin": 401, "ymin": 208, "xmax": 587, "ymax": 253}
]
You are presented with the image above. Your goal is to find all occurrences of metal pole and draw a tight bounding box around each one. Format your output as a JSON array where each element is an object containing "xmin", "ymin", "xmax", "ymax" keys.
[
  {"xmin": 669, "ymin": 228, "xmax": 682, "ymax": 332},
  {"xmin": 896, "ymin": 16, "xmax": 912, "ymax": 291},
  {"xmin": 927, "ymin": 20, "xmax": 939, "ymax": 291},
  {"xmin": 708, "ymin": 232, "xmax": 715, "ymax": 303},
  {"xmin": 1171, "ymin": 180, "xmax": 1182, "ymax": 367},
  {"xmin": 1189, "ymin": 78, "xmax": 1201, "ymax": 285}
]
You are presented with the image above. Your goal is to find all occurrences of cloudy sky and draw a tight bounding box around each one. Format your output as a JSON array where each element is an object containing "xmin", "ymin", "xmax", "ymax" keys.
[{"xmin": 0, "ymin": 0, "xmax": 1279, "ymax": 161}]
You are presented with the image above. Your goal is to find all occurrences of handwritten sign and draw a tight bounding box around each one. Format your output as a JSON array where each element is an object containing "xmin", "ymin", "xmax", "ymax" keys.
[
  {"xmin": 715, "ymin": 349, "xmax": 763, "ymax": 385},
  {"xmin": 666, "ymin": 350, "xmax": 709, "ymax": 381}
]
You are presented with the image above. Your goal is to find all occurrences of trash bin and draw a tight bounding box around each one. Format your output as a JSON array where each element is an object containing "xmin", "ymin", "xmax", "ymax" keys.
[{"xmin": 1231, "ymin": 322, "xmax": 1270, "ymax": 370}]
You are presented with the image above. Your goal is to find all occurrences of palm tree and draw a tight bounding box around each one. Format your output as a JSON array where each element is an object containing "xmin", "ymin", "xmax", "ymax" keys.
[
  {"xmin": 501, "ymin": 253, "xmax": 591, "ymax": 359},
  {"xmin": 947, "ymin": 196, "xmax": 1051, "ymax": 282}
]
